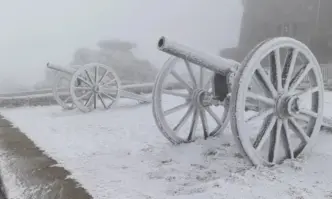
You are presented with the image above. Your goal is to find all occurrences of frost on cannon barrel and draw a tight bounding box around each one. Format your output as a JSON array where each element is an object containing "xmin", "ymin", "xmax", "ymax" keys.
[{"xmin": 153, "ymin": 35, "xmax": 325, "ymax": 167}]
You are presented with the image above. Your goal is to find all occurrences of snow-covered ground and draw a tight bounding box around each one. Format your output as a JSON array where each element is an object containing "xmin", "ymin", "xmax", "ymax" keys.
[{"xmin": 1, "ymin": 94, "xmax": 332, "ymax": 199}]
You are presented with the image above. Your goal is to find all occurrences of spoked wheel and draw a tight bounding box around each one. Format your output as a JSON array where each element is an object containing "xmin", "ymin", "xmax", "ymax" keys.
[
  {"xmin": 230, "ymin": 37, "xmax": 324, "ymax": 166},
  {"xmin": 52, "ymin": 72, "xmax": 75, "ymax": 110},
  {"xmin": 70, "ymin": 63, "xmax": 121, "ymax": 113},
  {"xmin": 152, "ymin": 56, "xmax": 230, "ymax": 144}
]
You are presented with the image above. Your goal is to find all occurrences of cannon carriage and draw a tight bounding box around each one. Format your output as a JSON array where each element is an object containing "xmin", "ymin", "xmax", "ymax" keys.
[
  {"xmin": 149, "ymin": 0, "xmax": 332, "ymax": 166},
  {"xmin": 152, "ymin": 36, "xmax": 327, "ymax": 166},
  {"xmin": 47, "ymin": 62, "xmax": 153, "ymax": 113}
]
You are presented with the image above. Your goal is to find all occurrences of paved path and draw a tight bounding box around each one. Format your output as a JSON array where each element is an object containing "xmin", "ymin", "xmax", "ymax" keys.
[{"xmin": 0, "ymin": 115, "xmax": 92, "ymax": 198}]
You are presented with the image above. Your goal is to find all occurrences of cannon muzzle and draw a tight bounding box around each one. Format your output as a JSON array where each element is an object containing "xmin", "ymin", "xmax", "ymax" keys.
[
  {"xmin": 47, "ymin": 63, "xmax": 76, "ymax": 75},
  {"xmin": 157, "ymin": 36, "xmax": 239, "ymax": 75}
]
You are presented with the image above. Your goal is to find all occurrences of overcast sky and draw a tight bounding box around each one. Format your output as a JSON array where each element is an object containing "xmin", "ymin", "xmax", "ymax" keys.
[{"xmin": 0, "ymin": 0, "xmax": 243, "ymax": 88}]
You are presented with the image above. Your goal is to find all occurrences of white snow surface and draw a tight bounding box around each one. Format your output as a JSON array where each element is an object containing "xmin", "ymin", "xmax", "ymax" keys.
[{"xmin": 1, "ymin": 95, "xmax": 332, "ymax": 199}]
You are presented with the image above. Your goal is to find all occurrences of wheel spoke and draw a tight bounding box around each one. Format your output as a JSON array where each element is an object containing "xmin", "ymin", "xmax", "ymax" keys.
[
  {"xmin": 173, "ymin": 105, "xmax": 194, "ymax": 133},
  {"xmin": 246, "ymin": 91, "xmax": 275, "ymax": 106},
  {"xmin": 209, "ymin": 95, "xmax": 231, "ymax": 136},
  {"xmin": 84, "ymin": 93, "xmax": 94, "ymax": 106},
  {"xmin": 299, "ymin": 109, "xmax": 318, "ymax": 118},
  {"xmin": 63, "ymin": 96, "xmax": 71, "ymax": 103},
  {"xmin": 252, "ymin": 73, "xmax": 267, "ymax": 94},
  {"xmin": 268, "ymin": 119, "xmax": 282, "ymax": 163},
  {"xmin": 77, "ymin": 76, "xmax": 92, "ymax": 87},
  {"xmin": 199, "ymin": 108, "xmax": 209, "ymax": 139},
  {"xmin": 293, "ymin": 114, "xmax": 310, "ymax": 123},
  {"xmin": 98, "ymin": 70, "xmax": 108, "ymax": 84},
  {"xmin": 294, "ymin": 86, "xmax": 319, "ymax": 97},
  {"xmin": 93, "ymin": 93, "xmax": 97, "ymax": 109},
  {"xmin": 94, "ymin": 65, "xmax": 99, "ymax": 83},
  {"xmin": 101, "ymin": 79, "xmax": 116, "ymax": 87},
  {"xmin": 101, "ymin": 92, "xmax": 116, "ymax": 101},
  {"xmin": 77, "ymin": 91, "xmax": 92, "ymax": 100},
  {"xmin": 74, "ymin": 86, "xmax": 91, "ymax": 91},
  {"xmin": 253, "ymin": 116, "xmax": 277, "ymax": 151},
  {"xmin": 187, "ymin": 107, "xmax": 199, "ymax": 141},
  {"xmin": 270, "ymin": 49, "xmax": 283, "ymax": 92},
  {"xmin": 199, "ymin": 67, "xmax": 204, "ymax": 88},
  {"xmin": 289, "ymin": 118, "xmax": 310, "ymax": 143},
  {"xmin": 297, "ymin": 53, "xmax": 307, "ymax": 64},
  {"xmin": 289, "ymin": 63, "xmax": 313, "ymax": 93},
  {"xmin": 246, "ymin": 108, "xmax": 274, "ymax": 123},
  {"xmin": 282, "ymin": 49, "xmax": 299, "ymax": 91},
  {"xmin": 85, "ymin": 70, "xmax": 94, "ymax": 85},
  {"xmin": 171, "ymin": 70, "xmax": 193, "ymax": 91},
  {"xmin": 163, "ymin": 89, "xmax": 190, "ymax": 98},
  {"xmin": 256, "ymin": 66, "xmax": 278, "ymax": 98},
  {"xmin": 164, "ymin": 102, "xmax": 190, "ymax": 116},
  {"xmin": 205, "ymin": 106, "xmax": 223, "ymax": 127},
  {"xmin": 282, "ymin": 119, "xmax": 294, "ymax": 159},
  {"xmin": 97, "ymin": 93, "xmax": 107, "ymax": 109},
  {"xmin": 203, "ymin": 75, "xmax": 214, "ymax": 90},
  {"xmin": 184, "ymin": 60, "xmax": 197, "ymax": 88}
]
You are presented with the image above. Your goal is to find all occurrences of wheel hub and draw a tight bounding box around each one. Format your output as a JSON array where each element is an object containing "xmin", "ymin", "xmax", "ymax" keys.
[
  {"xmin": 275, "ymin": 95, "xmax": 300, "ymax": 119},
  {"xmin": 190, "ymin": 89, "xmax": 221, "ymax": 107},
  {"xmin": 191, "ymin": 89, "xmax": 206, "ymax": 107},
  {"xmin": 92, "ymin": 85, "xmax": 100, "ymax": 93}
]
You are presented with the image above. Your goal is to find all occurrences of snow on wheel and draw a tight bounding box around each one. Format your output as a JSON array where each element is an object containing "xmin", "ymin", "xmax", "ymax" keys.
[
  {"xmin": 52, "ymin": 72, "xmax": 76, "ymax": 110},
  {"xmin": 152, "ymin": 56, "xmax": 230, "ymax": 144},
  {"xmin": 70, "ymin": 63, "xmax": 121, "ymax": 113},
  {"xmin": 230, "ymin": 37, "xmax": 324, "ymax": 166}
]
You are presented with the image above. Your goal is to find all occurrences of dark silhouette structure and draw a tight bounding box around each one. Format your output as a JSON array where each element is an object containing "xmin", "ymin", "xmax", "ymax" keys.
[{"xmin": 221, "ymin": 0, "xmax": 332, "ymax": 64}]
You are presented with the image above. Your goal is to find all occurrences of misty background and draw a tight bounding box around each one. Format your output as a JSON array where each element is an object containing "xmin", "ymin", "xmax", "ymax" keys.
[{"xmin": 0, "ymin": 0, "xmax": 243, "ymax": 92}]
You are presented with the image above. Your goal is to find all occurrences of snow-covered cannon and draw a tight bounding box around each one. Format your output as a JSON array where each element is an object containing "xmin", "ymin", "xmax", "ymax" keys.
[
  {"xmin": 153, "ymin": 36, "xmax": 326, "ymax": 166},
  {"xmin": 47, "ymin": 62, "xmax": 153, "ymax": 113}
]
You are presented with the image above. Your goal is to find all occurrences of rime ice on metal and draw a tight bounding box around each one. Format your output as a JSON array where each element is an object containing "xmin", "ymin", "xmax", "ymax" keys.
[{"xmin": 153, "ymin": 36, "xmax": 325, "ymax": 166}]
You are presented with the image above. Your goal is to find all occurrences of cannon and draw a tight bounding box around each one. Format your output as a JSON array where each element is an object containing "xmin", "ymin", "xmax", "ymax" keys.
[
  {"xmin": 47, "ymin": 62, "xmax": 153, "ymax": 113},
  {"xmin": 152, "ymin": 36, "xmax": 327, "ymax": 166}
]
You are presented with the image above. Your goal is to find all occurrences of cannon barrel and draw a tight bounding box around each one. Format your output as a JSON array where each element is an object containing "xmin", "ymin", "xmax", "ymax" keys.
[
  {"xmin": 157, "ymin": 36, "xmax": 239, "ymax": 75},
  {"xmin": 46, "ymin": 63, "xmax": 76, "ymax": 75}
]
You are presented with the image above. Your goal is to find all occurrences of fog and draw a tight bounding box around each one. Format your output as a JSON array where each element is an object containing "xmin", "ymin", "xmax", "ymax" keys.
[{"xmin": 0, "ymin": 0, "xmax": 242, "ymax": 90}]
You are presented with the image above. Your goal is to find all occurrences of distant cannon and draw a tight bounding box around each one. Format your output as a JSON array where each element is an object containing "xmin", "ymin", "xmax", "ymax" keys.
[{"xmin": 47, "ymin": 62, "xmax": 153, "ymax": 113}]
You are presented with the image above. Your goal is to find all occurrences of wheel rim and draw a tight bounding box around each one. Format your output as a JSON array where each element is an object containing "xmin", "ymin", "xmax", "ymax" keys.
[
  {"xmin": 70, "ymin": 63, "xmax": 121, "ymax": 113},
  {"xmin": 230, "ymin": 37, "xmax": 324, "ymax": 166},
  {"xmin": 52, "ymin": 72, "xmax": 75, "ymax": 110},
  {"xmin": 152, "ymin": 56, "xmax": 230, "ymax": 144}
]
